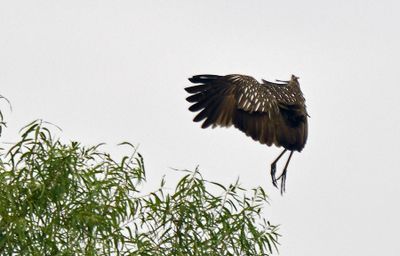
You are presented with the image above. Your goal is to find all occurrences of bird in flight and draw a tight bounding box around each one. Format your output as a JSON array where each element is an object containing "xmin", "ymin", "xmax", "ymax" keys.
[{"xmin": 184, "ymin": 74, "xmax": 308, "ymax": 193}]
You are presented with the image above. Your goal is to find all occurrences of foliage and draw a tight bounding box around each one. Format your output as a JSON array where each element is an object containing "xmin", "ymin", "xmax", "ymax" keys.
[
  {"xmin": 134, "ymin": 172, "xmax": 280, "ymax": 256},
  {"xmin": 0, "ymin": 95, "xmax": 11, "ymax": 137},
  {"xmin": 0, "ymin": 120, "xmax": 144, "ymax": 255},
  {"xmin": 0, "ymin": 119, "xmax": 279, "ymax": 255}
]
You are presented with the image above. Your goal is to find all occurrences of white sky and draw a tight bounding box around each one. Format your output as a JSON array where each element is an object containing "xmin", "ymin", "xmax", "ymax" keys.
[{"xmin": 1, "ymin": 1, "xmax": 400, "ymax": 255}]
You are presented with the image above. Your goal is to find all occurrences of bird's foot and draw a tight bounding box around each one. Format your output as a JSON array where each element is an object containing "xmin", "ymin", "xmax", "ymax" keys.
[
  {"xmin": 277, "ymin": 171, "xmax": 287, "ymax": 194},
  {"xmin": 270, "ymin": 162, "xmax": 278, "ymax": 188}
]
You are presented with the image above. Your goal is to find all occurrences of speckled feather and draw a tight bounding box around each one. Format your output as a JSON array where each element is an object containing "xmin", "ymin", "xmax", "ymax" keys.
[{"xmin": 185, "ymin": 74, "xmax": 308, "ymax": 152}]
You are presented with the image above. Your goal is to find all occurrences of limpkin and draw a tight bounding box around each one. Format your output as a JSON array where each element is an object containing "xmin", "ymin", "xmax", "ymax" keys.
[{"xmin": 184, "ymin": 74, "xmax": 308, "ymax": 193}]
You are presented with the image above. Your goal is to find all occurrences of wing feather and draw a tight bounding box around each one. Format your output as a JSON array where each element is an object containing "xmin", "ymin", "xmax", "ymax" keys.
[
  {"xmin": 185, "ymin": 74, "xmax": 308, "ymax": 150},
  {"xmin": 185, "ymin": 74, "xmax": 279, "ymax": 146}
]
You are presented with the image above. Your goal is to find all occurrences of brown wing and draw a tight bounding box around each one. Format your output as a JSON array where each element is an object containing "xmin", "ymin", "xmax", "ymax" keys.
[{"xmin": 185, "ymin": 74, "xmax": 281, "ymax": 147}]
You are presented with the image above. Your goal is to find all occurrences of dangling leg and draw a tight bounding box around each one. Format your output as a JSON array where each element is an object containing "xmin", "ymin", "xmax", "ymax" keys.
[
  {"xmin": 270, "ymin": 149, "xmax": 287, "ymax": 188},
  {"xmin": 277, "ymin": 151, "xmax": 294, "ymax": 194}
]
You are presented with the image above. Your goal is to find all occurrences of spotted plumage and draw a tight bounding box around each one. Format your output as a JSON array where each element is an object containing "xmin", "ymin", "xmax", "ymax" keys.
[{"xmin": 185, "ymin": 74, "xmax": 308, "ymax": 193}]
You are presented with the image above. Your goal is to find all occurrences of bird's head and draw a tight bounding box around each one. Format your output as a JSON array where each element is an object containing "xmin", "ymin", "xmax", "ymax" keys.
[{"xmin": 290, "ymin": 75, "xmax": 300, "ymax": 86}]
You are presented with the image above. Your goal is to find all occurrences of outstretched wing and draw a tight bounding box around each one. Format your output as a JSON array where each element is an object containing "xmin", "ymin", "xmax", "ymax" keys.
[{"xmin": 185, "ymin": 74, "xmax": 282, "ymax": 147}]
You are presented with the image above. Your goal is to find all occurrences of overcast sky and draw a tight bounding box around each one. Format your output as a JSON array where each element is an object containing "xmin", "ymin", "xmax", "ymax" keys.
[{"xmin": 1, "ymin": 1, "xmax": 400, "ymax": 255}]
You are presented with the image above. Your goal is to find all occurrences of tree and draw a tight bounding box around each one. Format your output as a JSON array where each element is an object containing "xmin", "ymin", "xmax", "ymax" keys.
[{"xmin": 0, "ymin": 112, "xmax": 279, "ymax": 255}]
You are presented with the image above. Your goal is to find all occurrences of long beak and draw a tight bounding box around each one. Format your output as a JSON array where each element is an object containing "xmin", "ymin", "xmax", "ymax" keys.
[{"xmin": 275, "ymin": 79, "xmax": 289, "ymax": 83}]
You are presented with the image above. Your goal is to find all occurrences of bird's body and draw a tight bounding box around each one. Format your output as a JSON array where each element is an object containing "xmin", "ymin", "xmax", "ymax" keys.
[{"xmin": 185, "ymin": 74, "xmax": 308, "ymax": 193}]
